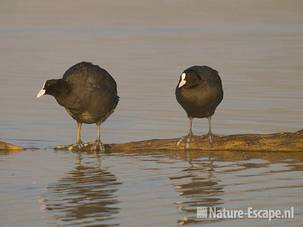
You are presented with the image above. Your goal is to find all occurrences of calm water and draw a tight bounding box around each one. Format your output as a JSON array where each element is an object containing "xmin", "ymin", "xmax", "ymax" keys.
[{"xmin": 1, "ymin": 1, "xmax": 303, "ymax": 226}]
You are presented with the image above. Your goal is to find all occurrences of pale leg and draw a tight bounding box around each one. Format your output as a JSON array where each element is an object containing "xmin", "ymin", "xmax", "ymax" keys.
[
  {"xmin": 177, "ymin": 117, "xmax": 193, "ymax": 149},
  {"xmin": 92, "ymin": 123, "xmax": 105, "ymax": 152},
  {"xmin": 76, "ymin": 122, "xmax": 83, "ymax": 144},
  {"xmin": 68, "ymin": 122, "xmax": 84, "ymax": 151},
  {"xmin": 207, "ymin": 116, "xmax": 213, "ymax": 144}
]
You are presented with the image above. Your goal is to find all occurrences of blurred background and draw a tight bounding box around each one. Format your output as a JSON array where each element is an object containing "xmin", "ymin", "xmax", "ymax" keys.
[{"xmin": 0, "ymin": 0, "xmax": 303, "ymax": 147}]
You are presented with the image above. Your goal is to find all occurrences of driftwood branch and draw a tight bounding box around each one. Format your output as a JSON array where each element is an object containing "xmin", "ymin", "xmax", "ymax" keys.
[
  {"xmin": 2, "ymin": 130, "xmax": 303, "ymax": 153},
  {"xmin": 0, "ymin": 141, "xmax": 24, "ymax": 152},
  {"xmin": 55, "ymin": 130, "xmax": 303, "ymax": 152}
]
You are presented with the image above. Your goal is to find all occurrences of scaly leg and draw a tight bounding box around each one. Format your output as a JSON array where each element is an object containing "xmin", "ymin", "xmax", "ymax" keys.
[
  {"xmin": 177, "ymin": 117, "xmax": 193, "ymax": 149},
  {"xmin": 76, "ymin": 122, "xmax": 83, "ymax": 145},
  {"xmin": 207, "ymin": 116, "xmax": 213, "ymax": 144},
  {"xmin": 92, "ymin": 123, "xmax": 105, "ymax": 152},
  {"xmin": 68, "ymin": 122, "xmax": 84, "ymax": 151}
]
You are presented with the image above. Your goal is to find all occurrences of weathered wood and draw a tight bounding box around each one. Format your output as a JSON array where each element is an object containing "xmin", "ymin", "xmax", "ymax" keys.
[
  {"xmin": 0, "ymin": 141, "xmax": 24, "ymax": 151},
  {"xmin": 55, "ymin": 129, "xmax": 303, "ymax": 152}
]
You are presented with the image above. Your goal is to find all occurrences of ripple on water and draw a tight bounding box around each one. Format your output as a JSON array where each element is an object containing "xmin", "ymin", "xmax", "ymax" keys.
[
  {"xmin": 41, "ymin": 155, "xmax": 121, "ymax": 227},
  {"xmin": 167, "ymin": 152, "xmax": 303, "ymax": 225}
]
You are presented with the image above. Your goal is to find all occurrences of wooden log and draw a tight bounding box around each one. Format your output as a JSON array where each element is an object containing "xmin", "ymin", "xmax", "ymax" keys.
[
  {"xmin": 0, "ymin": 141, "xmax": 24, "ymax": 152},
  {"xmin": 55, "ymin": 129, "xmax": 303, "ymax": 152}
]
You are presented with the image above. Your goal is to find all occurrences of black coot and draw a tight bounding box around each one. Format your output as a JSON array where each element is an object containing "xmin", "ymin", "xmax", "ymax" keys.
[
  {"xmin": 37, "ymin": 62, "xmax": 119, "ymax": 151},
  {"xmin": 175, "ymin": 65, "xmax": 223, "ymax": 148}
]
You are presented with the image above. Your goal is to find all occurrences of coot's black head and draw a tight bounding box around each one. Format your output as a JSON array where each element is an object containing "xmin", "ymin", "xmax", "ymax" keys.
[
  {"xmin": 36, "ymin": 79, "xmax": 69, "ymax": 98},
  {"xmin": 177, "ymin": 70, "xmax": 201, "ymax": 89}
]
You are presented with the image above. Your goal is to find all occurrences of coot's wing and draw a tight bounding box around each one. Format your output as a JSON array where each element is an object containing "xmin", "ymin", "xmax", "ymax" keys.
[{"xmin": 63, "ymin": 62, "xmax": 117, "ymax": 94}]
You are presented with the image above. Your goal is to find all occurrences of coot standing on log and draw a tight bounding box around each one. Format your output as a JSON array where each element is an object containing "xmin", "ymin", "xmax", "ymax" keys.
[
  {"xmin": 175, "ymin": 66, "xmax": 223, "ymax": 148},
  {"xmin": 37, "ymin": 62, "xmax": 119, "ymax": 151}
]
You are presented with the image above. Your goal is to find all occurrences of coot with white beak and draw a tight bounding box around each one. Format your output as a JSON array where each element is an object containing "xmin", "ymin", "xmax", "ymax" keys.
[
  {"xmin": 175, "ymin": 65, "xmax": 223, "ymax": 148},
  {"xmin": 37, "ymin": 62, "xmax": 119, "ymax": 151}
]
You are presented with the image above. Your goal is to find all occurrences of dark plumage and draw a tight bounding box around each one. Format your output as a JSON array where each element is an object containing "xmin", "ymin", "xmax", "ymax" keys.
[
  {"xmin": 37, "ymin": 62, "xmax": 119, "ymax": 151},
  {"xmin": 175, "ymin": 65, "xmax": 223, "ymax": 147}
]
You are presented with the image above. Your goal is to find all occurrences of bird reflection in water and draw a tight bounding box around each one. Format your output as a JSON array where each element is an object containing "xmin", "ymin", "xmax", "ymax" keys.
[
  {"xmin": 42, "ymin": 154, "xmax": 121, "ymax": 226},
  {"xmin": 170, "ymin": 151, "xmax": 224, "ymax": 225}
]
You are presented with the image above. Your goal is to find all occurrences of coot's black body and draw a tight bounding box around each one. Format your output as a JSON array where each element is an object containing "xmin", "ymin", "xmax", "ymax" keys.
[
  {"xmin": 57, "ymin": 62, "xmax": 119, "ymax": 124},
  {"xmin": 37, "ymin": 62, "xmax": 119, "ymax": 150},
  {"xmin": 175, "ymin": 65, "xmax": 223, "ymax": 147},
  {"xmin": 176, "ymin": 66, "xmax": 223, "ymax": 118}
]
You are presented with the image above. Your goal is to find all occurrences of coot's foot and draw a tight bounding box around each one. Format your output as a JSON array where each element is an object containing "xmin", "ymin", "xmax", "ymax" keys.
[
  {"xmin": 176, "ymin": 133, "xmax": 193, "ymax": 149},
  {"xmin": 91, "ymin": 140, "xmax": 105, "ymax": 152},
  {"xmin": 200, "ymin": 132, "xmax": 215, "ymax": 145},
  {"xmin": 207, "ymin": 132, "xmax": 213, "ymax": 145},
  {"xmin": 68, "ymin": 141, "xmax": 85, "ymax": 151}
]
